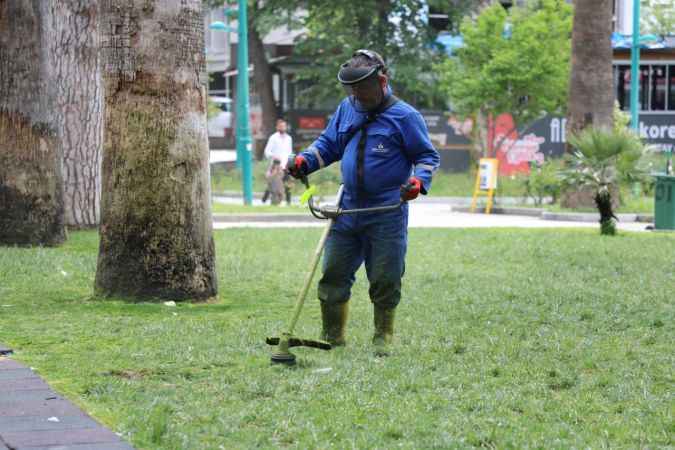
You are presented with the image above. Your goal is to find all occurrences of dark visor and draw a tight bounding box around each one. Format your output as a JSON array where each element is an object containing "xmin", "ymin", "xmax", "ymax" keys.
[{"xmin": 337, "ymin": 64, "xmax": 379, "ymax": 85}]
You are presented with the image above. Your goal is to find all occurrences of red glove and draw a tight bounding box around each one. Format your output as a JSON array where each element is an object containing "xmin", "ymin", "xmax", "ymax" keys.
[
  {"xmin": 400, "ymin": 177, "xmax": 422, "ymax": 201},
  {"xmin": 286, "ymin": 155, "xmax": 308, "ymax": 179}
]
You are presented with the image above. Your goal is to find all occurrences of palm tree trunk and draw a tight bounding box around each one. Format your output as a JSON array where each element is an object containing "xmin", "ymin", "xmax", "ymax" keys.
[
  {"xmin": 595, "ymin": 188, "xmax": 617, "ymax": 235},
  {"xmin": 96, "ymin": 0, "xmax": 217, "ymax": 300},
  {"xmin": 0, "ymin": 0, "xmax": 66, "ymax": 246},
  {"xmin": 566, "ymin": 0, "xmax": 614, "ymax": 144},
  {"xmin": 52, "ymin": 0, "xmax": 103, "ymax": 228}
]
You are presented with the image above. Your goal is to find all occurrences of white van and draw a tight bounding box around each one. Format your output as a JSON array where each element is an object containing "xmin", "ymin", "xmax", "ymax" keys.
[{"xmin": 207, "ymin": 96, "xmax": 233, "ymax": 138}]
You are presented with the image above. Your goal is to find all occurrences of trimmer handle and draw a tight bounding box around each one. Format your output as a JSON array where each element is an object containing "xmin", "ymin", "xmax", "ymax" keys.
[
  {"xmin": 299, "ymin": 173, "xmax": 309, "ymax": 189},
  {"xmin": 286, "ymin": 154, "xmax": 309, "ymax": 188},
  {"xmin": 400, "ymin": 183, "xmax": 414, "ymax": 199}
]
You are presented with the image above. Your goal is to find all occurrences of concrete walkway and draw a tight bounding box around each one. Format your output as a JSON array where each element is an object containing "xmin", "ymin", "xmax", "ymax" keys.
[
  {"xmin": 0, "ymin": 348, "xmax": 133, "ymax": 450},
  {"xmin": 212, "ymin": 200, "xmax": 654, "ymax": 233}
]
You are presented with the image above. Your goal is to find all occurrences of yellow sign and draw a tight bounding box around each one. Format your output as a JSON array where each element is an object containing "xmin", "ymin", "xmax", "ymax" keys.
[{"xmin": 471, "ymin": 158, "xmax": 499, "ymax": 214}]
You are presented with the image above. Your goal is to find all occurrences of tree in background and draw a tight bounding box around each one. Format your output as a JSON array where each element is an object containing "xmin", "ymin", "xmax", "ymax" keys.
[
  {"xmin": 566, "ymin": 0, "xmax": 614, "ymax": 143},
  {"xmin": 641, "ymin": 0, "xmax": 675, "ymax": 37},
  {"xmin": 51, "ymin": 0, "xmax": 103, "ymax": 228},
  {"xmin": 292, "ymin": 0, "xmax": 476, "ymax": 110},
  {"xmin": 203, "ymin": 1, "xmax": 477, "ymax": 128},
  {"xmin": 437, "ymin": 0, "xmax": 572, "ymax": 159},
  {"xmin": 96, "ymin": 0, "xmax": 217, "ymax": 300},
  {"xmin": 0, "ymin": 1, "xmax": 66, "ymax": 246}
]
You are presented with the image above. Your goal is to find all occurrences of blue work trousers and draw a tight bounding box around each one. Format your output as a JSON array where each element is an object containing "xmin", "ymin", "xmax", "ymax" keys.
[{"xmin": 318, "ymin": 205, "xmax": 408, "ymax": 308}]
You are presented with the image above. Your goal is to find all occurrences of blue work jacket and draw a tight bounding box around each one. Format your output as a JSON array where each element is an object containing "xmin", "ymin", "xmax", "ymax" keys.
[{"xmin": 299, "ymin": 92, "xmax": 440, "ymax": 209}]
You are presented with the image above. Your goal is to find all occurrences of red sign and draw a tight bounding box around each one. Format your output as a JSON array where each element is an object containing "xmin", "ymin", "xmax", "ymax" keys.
[
  {"xmin": 489, "ymin": 113, "xmax": 546, "ymax": 176},
  {"xmin": 298, "ymin": 116, "xmax": 326, "ymax": 130}
]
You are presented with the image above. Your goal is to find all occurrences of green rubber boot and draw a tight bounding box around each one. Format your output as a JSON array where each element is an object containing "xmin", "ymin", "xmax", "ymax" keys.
[
  {"xmin": 373, "ymin": 306, "xmax": 396, "ymax": 356},
  {"xmin": 320, "ymin": 302, "xmax": 349, "ymax": 346}
]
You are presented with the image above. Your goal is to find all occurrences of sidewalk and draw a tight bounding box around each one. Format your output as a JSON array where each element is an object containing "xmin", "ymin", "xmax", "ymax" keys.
[
  {"xmin": 0, "ymin": 347, "xmax": 133, "ymax": 450},
  {"xmin": 211, "ymin": 193, "xmax": 655, "ymax": 232}
]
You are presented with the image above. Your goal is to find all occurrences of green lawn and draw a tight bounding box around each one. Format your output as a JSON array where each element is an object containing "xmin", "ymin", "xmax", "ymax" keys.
[{"xmin": 1, "ymin": 229, "xmax": 673, "ymax": 449}]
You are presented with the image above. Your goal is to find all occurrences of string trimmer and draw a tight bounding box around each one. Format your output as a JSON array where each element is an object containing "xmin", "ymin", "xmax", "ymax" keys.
[{"xmin": 266, "ymin": 174, "xmax": 405, "ymax": 365}]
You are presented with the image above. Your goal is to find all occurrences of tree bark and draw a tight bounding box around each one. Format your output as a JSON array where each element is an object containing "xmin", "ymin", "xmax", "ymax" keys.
[
  {"xmin": 96, "ymin": 0, "xmax": 217, "ymax": 300},
  {"xmin": 51, "ymin": 0, "xmax": 104, "ymax": 228},
  {"xmin": 566, "ymin": 0, "xmax": 614, "ymax": 145},
  {"xmin": 249, "ymin": 6, "xmax": 276, "ymax": 160},
  {"xmin": 0, "ymin": 0, "xmax": 66, "ymax": 246}
]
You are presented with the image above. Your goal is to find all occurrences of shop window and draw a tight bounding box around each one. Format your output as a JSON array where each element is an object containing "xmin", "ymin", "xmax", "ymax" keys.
[
  {"xmin": 614, "ymin": 63, "xmax": 675, "ymax": 112},
  {"xmin": 651, "ymin": 65, "xmax": 667, "ymax": 111},
  {"xmin": 640, "ymin": 65, "xmax": 649, "ymax": 110},
  {"xmin": 616, "ymin": 65, "xmax": 630, "ymax": 110}
]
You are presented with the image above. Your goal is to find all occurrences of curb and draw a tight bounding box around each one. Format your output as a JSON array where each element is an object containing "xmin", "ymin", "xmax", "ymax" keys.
[
  {"xmin": 213, "ymin": 213, "xmax": 315, "ymax": 223},
  {"xmin": 541, "ymin": 212, "xmax": 639, "ymax": 223},
  {"xmin": 451, "ymin": 206, "xmax": 654, "ymax": 224},
  {"xmin": 452, "ymin": 206, "xmax": 544, "ymax": 217}
]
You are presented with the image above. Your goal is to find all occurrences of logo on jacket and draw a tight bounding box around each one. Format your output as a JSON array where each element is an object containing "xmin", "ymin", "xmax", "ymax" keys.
[{"xmin": 372, "ymin": 142, "xmax": 388, "ymax": 154}]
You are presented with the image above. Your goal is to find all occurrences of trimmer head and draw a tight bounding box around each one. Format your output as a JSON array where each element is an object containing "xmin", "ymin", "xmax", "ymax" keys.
[
  {"xmin": 266, "ymin": 334, "xmax": 332, "ymax": 365},
  {"xmin": 270, "ymin": 351, "xmax": 297, "ymax": 365}
]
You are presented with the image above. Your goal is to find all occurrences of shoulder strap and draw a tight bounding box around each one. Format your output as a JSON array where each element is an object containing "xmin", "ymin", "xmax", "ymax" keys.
[{"xmin": 353, "ymin": 95, "xmax": 399, "ymax": 198}]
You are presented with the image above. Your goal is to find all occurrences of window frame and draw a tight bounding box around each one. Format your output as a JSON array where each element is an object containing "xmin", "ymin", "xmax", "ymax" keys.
[{"xmin": 612, "ymin": 60, "xmax": 675, "ymax": 114}]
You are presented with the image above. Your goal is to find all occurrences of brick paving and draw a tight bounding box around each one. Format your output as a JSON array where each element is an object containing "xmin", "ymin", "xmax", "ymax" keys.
[{"xmin": 0, "ymin": 348, "xmax": 133, "ymax": 450}]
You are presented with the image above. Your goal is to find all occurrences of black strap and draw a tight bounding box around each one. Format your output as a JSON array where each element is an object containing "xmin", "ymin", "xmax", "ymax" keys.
[{"xmin": 351, "ymin": 95, "xmax": 399, "ymax": 198}]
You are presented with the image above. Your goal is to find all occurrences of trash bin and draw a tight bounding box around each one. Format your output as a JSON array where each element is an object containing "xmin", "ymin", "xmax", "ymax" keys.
[{"xmin": 654, "ymin": 175, "xmax": 675, "ymax": 230}]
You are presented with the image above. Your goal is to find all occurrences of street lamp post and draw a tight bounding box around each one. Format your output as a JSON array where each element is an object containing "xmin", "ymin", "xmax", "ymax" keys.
[
  {"xmin": 629, "ymin": 0, "xmax": 641, "ymax": 131},
  {"xmin": 235, "ymin": 0, "xmax": 253, "ymax": 205}
]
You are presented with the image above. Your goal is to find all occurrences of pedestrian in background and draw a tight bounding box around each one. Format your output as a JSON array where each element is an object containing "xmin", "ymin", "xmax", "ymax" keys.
[
  {"xmin": 262, "ymin": 118, "xmax": 293, "ymax": 205},
  {"xmin": 265, "ymin": 158, "xmax": 285, "ymax": 205}
]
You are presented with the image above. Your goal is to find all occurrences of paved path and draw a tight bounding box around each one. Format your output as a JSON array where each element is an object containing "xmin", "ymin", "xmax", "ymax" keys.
[
  {"xmin": 0, "ymin": 349, "xmax": 133, "ymax": 450},
  {"xmin": 212, "ymin": 202, "xmax": 653, "ymax": 233}
]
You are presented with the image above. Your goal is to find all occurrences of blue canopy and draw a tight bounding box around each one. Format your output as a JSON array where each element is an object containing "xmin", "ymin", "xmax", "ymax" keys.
[
  {"xmin": 435, "ymin": 32, "xmax": 672, "ymax": 55},
  {"xmin": 435, "ymin": 33, "xmax": 464, "ymax": 56},
  {"xmin": 611, "ymin": 32, "xmax": 666, "ymax": 50}
]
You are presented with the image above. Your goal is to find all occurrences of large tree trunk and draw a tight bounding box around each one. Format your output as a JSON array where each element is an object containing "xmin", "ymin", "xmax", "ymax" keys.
[
  {"xmin": 52, "ymin": 0, "xmax": 103, "ymax": 228},
  {"xmin": 96, "ymin": 0, "xmax": 217, "ymax": 300},
  {"xmin": 566, "ymin": 0, "xmax": 614, "ymax": 143},
  {"xmin": 249, "ymin": 7, "xmax": 276, "ymax": 160},
  {"xmin": 0, "ymin": 1, "xmax": 66, "ymax": 246}
]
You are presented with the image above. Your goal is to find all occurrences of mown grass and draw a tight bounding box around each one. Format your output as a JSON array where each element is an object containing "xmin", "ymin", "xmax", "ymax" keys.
[{"xmin": 1, "ymin": 229, "xmax": 673, "ymax": 449}]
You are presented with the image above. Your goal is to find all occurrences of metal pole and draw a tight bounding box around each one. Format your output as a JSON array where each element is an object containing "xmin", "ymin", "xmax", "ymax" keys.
[
  {"xmin": 224, "ymin": 8, "xmax": 231, "ymax": 99},
  {"xmin": 630, "ymin": 0, "xmax": 641, "ymax": 131},
  {"xmin": 236, "ymin": 0, "xmax": 253, "ymax": 205}
]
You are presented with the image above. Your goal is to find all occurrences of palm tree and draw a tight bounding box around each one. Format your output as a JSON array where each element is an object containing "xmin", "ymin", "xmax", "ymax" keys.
[
  {"xmin": 0, "ymin": 0, "xmax": 66, "ymax": 246},
  {"xmin": 95, "ymin": 0, "xmax": 217, "ymax": 300},
  {"xmin": 566, "ymin": 0, "xmax": 614, "ymax": 141},
  {"xmin": 562, "ymin": 128, "xmax": 644, "ymax": 235},
  {"xmin": 52, "ymin": 0, "xmax": 103, "ymax": 228}
]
